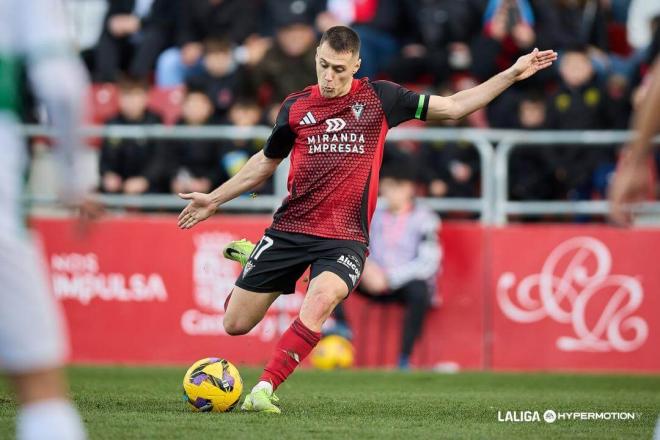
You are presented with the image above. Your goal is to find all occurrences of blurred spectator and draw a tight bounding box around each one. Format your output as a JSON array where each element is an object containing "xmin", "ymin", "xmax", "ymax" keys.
[
  {"xmin": 94, "ymin": 0, "xmax": 177, "ymax": 82},
  {"xmin": 263, "ymin": 0, "xmax": 326, "ymax": 35},
  {"xmin": 148, "ymin": 87, "xmax": 224, "ymax": 193},
  {"xmin": 419, "ymin": 84, "xmax": 480, "ymax": 198},
  {"xmin": 540, "ymin": 0, "xmax": 611, "ymax": 77},
  {"xmin": 156, "ymin": 0, "xmax": 260, "ymax": 86},
  {"xmin": 547, "ymin": 47, "xmax": 611, "ymax": 129},
  {"xmin": 387, "ymin": 0, "xmax": 482, "ymax": 85},
  {"xmin": 321, "ymin": 0, "xmax": 403, "ymax": 79},
  {"xmin": 471, "ymin": 0, "xmax": 543, "ymax": 81},
  {"xmin": 546, "ymin": 47, "xmax": 616, "ymax": 200},
  {"xmin": 249, "ymin": 16, "xmax": 317, "ymax": 106},
  {"xmin": 330, "ymin": 160, "xmax": 442, "ymax": 370},
  {"xmin": 508, "ymin": 91, "xmax": 558, "ymax": 200},
  {"xmin": 186, "ymin": 37, "xmax": 249, "ymax": 120},
  {"xmin": 99, "ymin": 76, "xmax": 163, "ymax": 194},
  {"xmin": 219, "ymin": 99, "xmax": 273, "ymax": 194}
]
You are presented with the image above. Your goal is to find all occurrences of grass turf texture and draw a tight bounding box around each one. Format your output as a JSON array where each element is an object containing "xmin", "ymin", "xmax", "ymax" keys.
[{"xmin": 1, "ymin": 366, "xmax": 658, "ymax": 439}]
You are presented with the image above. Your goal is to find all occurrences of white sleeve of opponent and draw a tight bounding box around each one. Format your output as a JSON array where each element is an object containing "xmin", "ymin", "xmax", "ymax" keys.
[{"xmin": 14, "ymin": 0, "xmax": 90, "ymax": 201}]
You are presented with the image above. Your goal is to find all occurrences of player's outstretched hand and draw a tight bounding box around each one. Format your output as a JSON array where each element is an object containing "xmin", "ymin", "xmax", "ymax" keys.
[
  {"xmin": 177, "ymin": 192, "xmax": 217, "ymax": 229},
  {"xmin": 511, "ymin": 48, "xmax": 558, "ymax": 82},
  {"xmin": 608, "ymin": 150, "xmax": 651, "ymax": 226}
]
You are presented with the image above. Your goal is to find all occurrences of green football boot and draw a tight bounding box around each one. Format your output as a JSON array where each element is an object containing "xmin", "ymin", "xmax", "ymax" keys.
[
  {"xmin": 241, "ymin": 389, "xmax": 281, "ymax": 414},
  {"xmin": 222, "ymin": 239, "xmax": 255, "ymax": 267}
]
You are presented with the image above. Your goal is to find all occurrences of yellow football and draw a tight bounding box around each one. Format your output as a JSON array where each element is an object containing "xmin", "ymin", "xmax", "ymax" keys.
[
  {"xmin": 310, "ymin": 335, "xmax": 355, "ymax": 370},
  {"xmin": 182, "ymin": 357, "xmax": 243, "ymax": 412}
]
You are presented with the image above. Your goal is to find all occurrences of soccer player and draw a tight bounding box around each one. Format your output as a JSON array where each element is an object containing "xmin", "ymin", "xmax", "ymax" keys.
[
  {"xmin": 0, "ymin": 0, "xmax": 91, "ymax": 438},
  {"xmin": 609, "ymin": 62, "xmax": 660, "ymax": 225},
  {"xmin": 177, "ymin": 26, "xmax": 556, "ymax": 413}
]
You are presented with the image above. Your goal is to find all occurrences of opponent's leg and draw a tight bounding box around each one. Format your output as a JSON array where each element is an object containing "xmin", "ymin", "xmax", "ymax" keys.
[
  {"xmin": 0, "ymin": 234, "xmax": 86, "ymax": 440},
  {"xmin": 243, "ymin": 272, "xmax": 348, "ymax": 413}
]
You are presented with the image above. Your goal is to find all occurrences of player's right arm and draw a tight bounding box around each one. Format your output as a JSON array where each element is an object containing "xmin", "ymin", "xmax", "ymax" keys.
[{"xmin": 178, "ymin": 94, "xmax": 298, "ymax": 229}]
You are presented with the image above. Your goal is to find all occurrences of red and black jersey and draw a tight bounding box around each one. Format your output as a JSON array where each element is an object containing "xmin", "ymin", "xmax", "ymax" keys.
[{"xmin": 263, "ymin": 78, "xmax": 429, "ymax": 244}]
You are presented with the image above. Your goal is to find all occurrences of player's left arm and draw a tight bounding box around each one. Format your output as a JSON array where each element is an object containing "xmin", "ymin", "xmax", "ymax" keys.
[{"xmin": 426, "ymin": 48, "xmax": 557, "ymax": 121}]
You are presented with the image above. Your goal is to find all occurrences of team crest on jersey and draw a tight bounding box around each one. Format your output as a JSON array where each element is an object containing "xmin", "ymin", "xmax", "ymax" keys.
[{"xmin": 351, "ymin": 102, "xmax": 364, "ymax": 120}]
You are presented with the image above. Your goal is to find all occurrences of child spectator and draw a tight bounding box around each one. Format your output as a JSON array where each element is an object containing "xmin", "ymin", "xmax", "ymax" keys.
[
  {"xmin": 148, "ymin": 87, "xmax": 223, "ymax": 194},
  {"xmin": 186, "ymin": 37, "xmax": 247, "ymax": 120},
  {"xmin": 99, "ymin": 76, "xmax": 163, "ymax": 195}
]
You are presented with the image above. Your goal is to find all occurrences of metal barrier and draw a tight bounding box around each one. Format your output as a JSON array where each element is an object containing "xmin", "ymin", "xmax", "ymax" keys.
[
  {"xmin": 492, "ymin": 130, "xmax": 660, "ymax": 224},
  {"xmin": 21, "ymin": 124, "xmax": 660, "ymax": 225},
  {"xmin": 23, "ymin": 124, "xmax": 496, "ymax": 222}
]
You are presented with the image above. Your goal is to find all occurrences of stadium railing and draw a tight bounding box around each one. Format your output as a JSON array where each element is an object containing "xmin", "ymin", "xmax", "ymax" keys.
[
  {"xmin": 492, "ymin": 130, "xmax": 660, "ymax": 224},
  {"xmin": 21, "ymin": 124, "xmax": 660, "ymax": 225}
]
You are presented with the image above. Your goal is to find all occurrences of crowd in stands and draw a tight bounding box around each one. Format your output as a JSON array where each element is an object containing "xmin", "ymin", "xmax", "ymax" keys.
[{"xmin": 57, "ymin": 0, "xmax": 660, "ymax": 204}]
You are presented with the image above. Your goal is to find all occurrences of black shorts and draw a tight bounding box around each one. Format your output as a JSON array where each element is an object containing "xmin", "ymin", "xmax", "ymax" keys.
[{"xmin": 234, "ymin": 228, "xmax": 367, "ymax": 295}]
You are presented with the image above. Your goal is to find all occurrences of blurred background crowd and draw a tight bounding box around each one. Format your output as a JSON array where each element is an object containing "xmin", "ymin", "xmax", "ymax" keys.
[{"xmin": 27, "ymin": 0, "xmax": 660, "ymax": 210}]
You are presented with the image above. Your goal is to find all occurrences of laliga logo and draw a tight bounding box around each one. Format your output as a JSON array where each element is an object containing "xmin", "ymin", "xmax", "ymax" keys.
[
  {"xmin": 325, "ymin": 118, "xmax": 346, "ymax": 132},
  {"xmin": 497, "ymin": 237, "xmax": 648, "ymax": 352}
]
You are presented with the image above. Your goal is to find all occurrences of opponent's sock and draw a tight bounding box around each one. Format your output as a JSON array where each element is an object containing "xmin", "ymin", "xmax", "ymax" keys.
[
  {"xmin": 17, "ymin": 398, "xmax": 86, "ymax": 440},
  {"xmin": 260, "ymin": 317, "xmax": 321, "ymax": 390}
]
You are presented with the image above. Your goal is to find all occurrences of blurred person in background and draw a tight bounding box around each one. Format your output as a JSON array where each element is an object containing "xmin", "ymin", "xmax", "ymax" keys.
[
  {"xmin": 471, "ymin": 0, "xmax": 556, "ymax": 127},
  {"xmin": 508, "ymin": 90, "xmax": 558, "ymax": 201},
  {"xmin": 99, "ymin": 76, "xmax": 163, "ymax": 195},
  {"xmin": 156, "ymin": 0, "xmax": 260, "ymax": 86},
  {"xmin": 387, "ymin": 0, "xmax": 482, "ymax": 85},
  {"xmin": 148, "ymin": 86, "xmax": 224, "ymax": 194},
  {"xmin": 219, "ymin": 99, "xmax": 273, "ymax": 194},
  {"xmin": 418, "ymin": 83, "xmax": 480, "ymax": 199},
  {"xmin": 546, "ymin": 46, "xmax": 617, "ymax": 201},
  {"xmin": 330, "ymin": 161, "xmax": 442, "ymax": 370},
  {"xmin": 94, "ymin": 0, "xmax": 178, "ymax": 82},
  {"xmin": 249, "ymin": 9, "xmax": 318, "ymax": 107},
  {"xmin": 471, "ymin": 0, "xmax": 551, "ymax": 81},
  {"xmin": 185, "ymin": 37, "xmax": 248, "ymax": 120},
  {"xmin": 0, "ymin": 0, "xmax": 94, "ymax": 438},
  {"xmin": 319, "ymin": 0, "xmax": 403, "ymax": 79}
]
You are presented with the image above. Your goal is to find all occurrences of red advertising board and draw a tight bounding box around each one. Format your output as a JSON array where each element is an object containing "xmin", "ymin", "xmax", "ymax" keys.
[
  {"xmin": 490, "ymin": 225, "xmax": 660, "ymax": 372},
  {"xmin": 30, "ymin": 217, "xmax": 659, "ymax": 372}
]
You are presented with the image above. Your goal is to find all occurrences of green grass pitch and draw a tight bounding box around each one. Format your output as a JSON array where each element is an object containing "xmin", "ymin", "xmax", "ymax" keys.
[{"xmin": 1, "ymin": 366, "xmax": 659, "ymax": 439}]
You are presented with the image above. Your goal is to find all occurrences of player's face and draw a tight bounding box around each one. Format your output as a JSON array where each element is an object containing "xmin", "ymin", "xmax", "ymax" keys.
[{"xmin": 316, "ymin": 42, "xmax": 361, "ymax": 98}]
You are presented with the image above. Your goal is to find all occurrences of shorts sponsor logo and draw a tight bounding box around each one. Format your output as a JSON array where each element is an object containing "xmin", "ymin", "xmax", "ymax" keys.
[
  {"xmin": 338, "ymin": 254, "xmax": 361, "ymax": 283},
  {"xmin": 497, "ymin": 237, "xmax": 647, "ymax": 352}
]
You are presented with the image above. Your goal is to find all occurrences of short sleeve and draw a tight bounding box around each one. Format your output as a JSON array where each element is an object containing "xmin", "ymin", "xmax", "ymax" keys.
[
  {"xmin": 263, "ymin": 96, "xmax": 297, "ymax": 159},
  {"xmin": 371, "ymin": 81, "xmax": 429, "ymax": 128}
]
